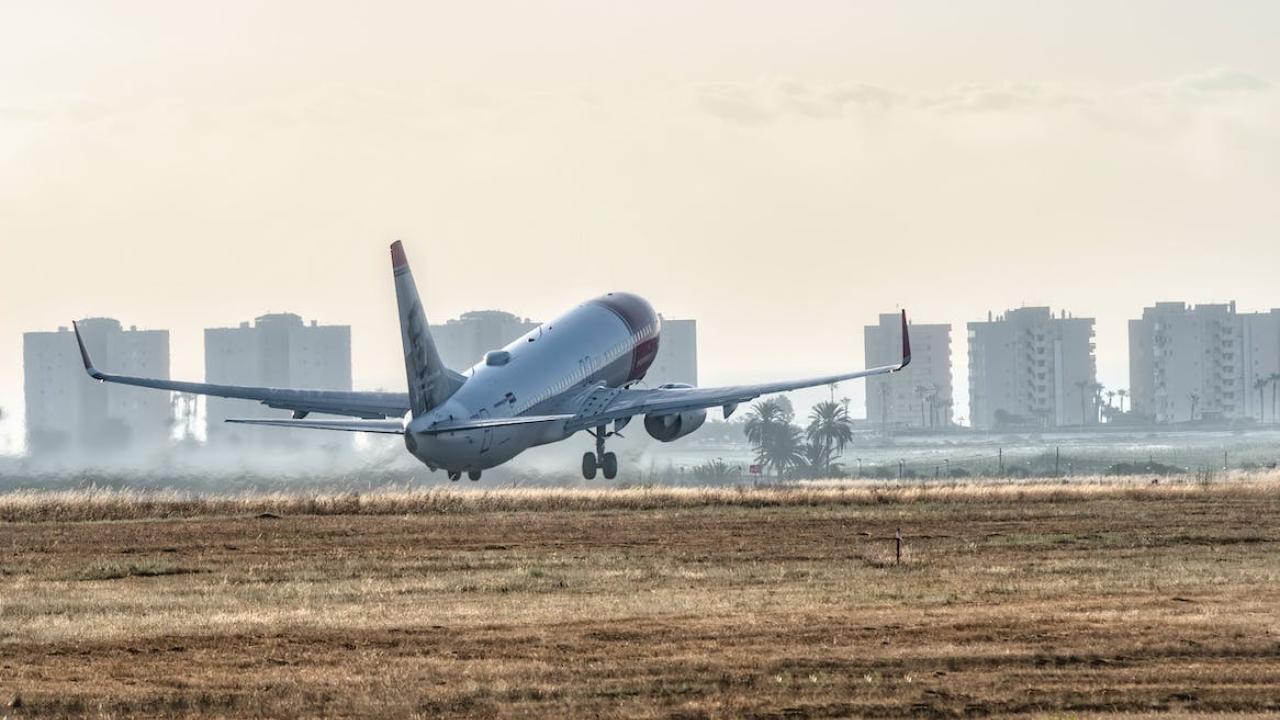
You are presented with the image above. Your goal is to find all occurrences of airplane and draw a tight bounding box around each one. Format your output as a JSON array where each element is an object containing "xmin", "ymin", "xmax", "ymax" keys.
[{"xmin": 73, "ymin": 241, "xmax": 911, "ymax": 481}]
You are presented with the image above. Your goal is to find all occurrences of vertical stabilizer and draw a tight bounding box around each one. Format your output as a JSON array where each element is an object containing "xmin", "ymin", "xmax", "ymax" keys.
[{"xmin": 391, "ymin": 241, "xmax": 456, "ymax": 416}]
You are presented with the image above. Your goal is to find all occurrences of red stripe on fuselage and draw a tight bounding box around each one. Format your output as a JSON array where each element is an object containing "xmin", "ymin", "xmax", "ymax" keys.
[
  {"xmin": 629, "ymin": 335, "xmax": 660, "ymax": 381},
  {"xmin": 590, "ymin": 292, "xmax": 661, "ymax": 382}
]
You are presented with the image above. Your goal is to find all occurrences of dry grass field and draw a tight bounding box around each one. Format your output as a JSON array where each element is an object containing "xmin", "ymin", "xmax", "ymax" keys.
[{"xmin": 2, "ymin": 476, "xmax": 1280, "ymax": 718}]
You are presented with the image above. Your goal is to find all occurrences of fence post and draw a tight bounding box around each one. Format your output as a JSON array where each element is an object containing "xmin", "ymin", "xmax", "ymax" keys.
[
  {"xmin": 895, "ymin": 527, "xmax": 902, "ymax": 566},
  {"xmin": 1055, "ymin": 446, "xmax": 1060, "ymax": 476},
  {"xmin": 998, "ymin": 448, "xmax": 1004, "ymax": 475}
]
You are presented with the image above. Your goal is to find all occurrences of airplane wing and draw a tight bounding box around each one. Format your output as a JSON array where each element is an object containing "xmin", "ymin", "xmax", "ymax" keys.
[
  {"xmin": 565, "ymin": 309, "xmax": 912, "ymax": 433},
  {"xmin": 72, "ymin": 321, "xmax": 411, "ymax": 419}
]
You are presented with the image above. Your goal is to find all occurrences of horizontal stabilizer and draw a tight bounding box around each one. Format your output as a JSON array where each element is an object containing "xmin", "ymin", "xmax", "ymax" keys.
[
  {"xmin": 225, "ymin": 418, "xmax": 406, "ymax": 434},
  {"xmin": 422, "ymin": 414, "xmax": 576, "ymax": 435}
]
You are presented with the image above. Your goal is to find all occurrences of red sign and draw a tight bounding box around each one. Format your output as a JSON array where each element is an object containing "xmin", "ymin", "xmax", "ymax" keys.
[{"xmin": 748, "ymin": 464, "xmax": 762, "ymax": 476}]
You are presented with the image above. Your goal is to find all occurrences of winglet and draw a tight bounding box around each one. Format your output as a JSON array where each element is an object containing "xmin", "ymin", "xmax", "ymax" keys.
[
  {"xmin": 390, "ymin": 240, "xmax": 409, "ymax": 271},
  {"xmin": 71, "ymin": 321, "xmax": 106, "ymax": 380},
  {"xmin": 897, "ymin": 309, "xmax": 912, "ymax": 370}
]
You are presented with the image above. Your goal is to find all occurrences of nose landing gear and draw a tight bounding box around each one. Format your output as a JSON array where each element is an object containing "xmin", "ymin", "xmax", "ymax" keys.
[{"xmin": 582, "ymin": 425, "xmax": 618, "ymax": 480}]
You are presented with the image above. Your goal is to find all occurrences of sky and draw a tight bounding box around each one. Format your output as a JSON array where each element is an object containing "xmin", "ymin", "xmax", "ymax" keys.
[{"xmin": 3, "ymin": 1, "xmax": 1279, "ymax": 451}]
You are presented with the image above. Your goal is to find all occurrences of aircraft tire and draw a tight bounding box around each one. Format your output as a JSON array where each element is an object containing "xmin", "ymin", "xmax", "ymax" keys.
[
  {"xmin": 468, "ymin": 470, "xmax": 482, "ymax": 481},
  {"xmin": 582, "ymin": 452, "xmax": 598, "ymax": 480},
  {"xmin": 601, "ymin": 452, "xmax": 618, "ymax": 480}
]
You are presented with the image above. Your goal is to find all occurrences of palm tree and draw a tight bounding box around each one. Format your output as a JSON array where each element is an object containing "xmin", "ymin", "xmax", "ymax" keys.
[
  {"xmin": 1255, "ymin": 377, "xmax": 1270, "ymax": 423},
  {"xmin": 803, "ymin": 437, "xmax": 832, "ymax": 477},
  {"xmin": 693, "ymin": 458, "xmax": 737, "ymax": 483},
  {"xmin": 806, "ymin": 400, "xmax": 854, "ymax": 478},
  {"xmin": 934, "ymin": 395, "xmax": 953, "ymax": 427},
  {"xmin": 926, "ymin": 386, "xmax": 940, "ymax": 428},
  {"xmin": 744, "ymin": 399, "xmax": 783, "ymax": 474},
  {"xmin": 1116, "ymin": 389, "xmax": 1128, "ymax": 414},
  {"xmin": 743, "ymin": 398, "xmax": 805, "ymax": 478},
  {"xmin": 762, "ymin": 424, "xmax": 807, "ymax": 478},
  {"xmin": 1189, "ymin": 392, "xmax": 1200, "ymax": 422},
  {"xmin": 744, "ymin": 397, "xmax": 788, "ymax": 450},
  {"xmin": 1270, "ymin": 373, "xmax": 1280, "ymax": 424},
  {"xmin": 914, "ymin": 384, "xmax": 930, "ymax": 428}
]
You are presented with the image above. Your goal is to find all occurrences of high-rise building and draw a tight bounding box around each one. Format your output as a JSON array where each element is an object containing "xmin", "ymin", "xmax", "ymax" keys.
[
  {"xmin": 864, "ymin": 314, "xmax": 952, "ymax": 428},
  {"xmin": 205, "ymin": 313, "xmax": 351, "ymax": 447},
  {"xmin": 431, "ymin": 311, "xmax": 539, "ymax": 372},
  {"xmin": 646, "ymin": 317, "xmax": 698, "ymax": 387},
  {"xmin": 1243, "ymin": 309, "xmax": 1280, "ymax": 422},
  {"xmin": 1128, "ymin": 301, "xmax": 1265, "ymax": 423},
  {"xmin": 23, "ymin": 319, "xmax": 171, "ymax": 456},
  {"xmin": 968, "ymin": 307, "xmax": 1097, "ymax": 429}
]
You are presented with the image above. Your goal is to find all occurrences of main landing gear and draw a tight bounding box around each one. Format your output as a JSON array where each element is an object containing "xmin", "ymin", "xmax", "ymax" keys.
[
  {"xmin": 582, "ymin": 425, "xmax": 618, "ymax": 480},
  {"xmin": 448, "ymin": 470, "xmax": 482, "ymax": 482}
]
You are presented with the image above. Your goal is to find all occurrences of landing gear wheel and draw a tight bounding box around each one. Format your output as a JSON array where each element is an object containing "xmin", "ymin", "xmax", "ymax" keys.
[
  {"xmin": 468, "ymin": 470, "xmax": 482, "ymax": 482},
  {"xmin": 582, "ymin": 452, "xmax": 598, "ymax": 480},
  {"xmin": 448, "ymin": 471, "xmax": 461, "ymax": 482},
  {"xmin": 601, "ymin": 451, "xmax": 618, "ymax": 480}
]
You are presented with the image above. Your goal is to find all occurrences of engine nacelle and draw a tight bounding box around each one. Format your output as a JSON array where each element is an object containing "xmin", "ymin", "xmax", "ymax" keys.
[{"xmin": 644, "ymin": 409, "xmax": 707, "ymax": 442}]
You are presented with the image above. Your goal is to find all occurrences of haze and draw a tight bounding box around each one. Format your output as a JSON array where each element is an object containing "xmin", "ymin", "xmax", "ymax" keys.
[{"xmin": 3, "ymin": 1, "xmax": 1279, "ymax": 451}]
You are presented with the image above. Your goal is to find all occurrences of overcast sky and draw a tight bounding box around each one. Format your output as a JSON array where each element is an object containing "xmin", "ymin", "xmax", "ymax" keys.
[{"xmin": 3, "ymin": 2, "xmax": 1279, "ymax": 450}]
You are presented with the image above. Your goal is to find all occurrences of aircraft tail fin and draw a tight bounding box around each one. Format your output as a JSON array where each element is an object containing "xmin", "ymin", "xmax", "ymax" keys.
[{"xmin": 391, "ymin": 240, "xmax": 460, "ymax": 416}]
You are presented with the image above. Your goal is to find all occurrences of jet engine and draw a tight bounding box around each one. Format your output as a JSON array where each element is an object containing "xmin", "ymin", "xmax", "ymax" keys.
[{"xmin": 643, "ymin": 409, "xmax": 706, "ymax": 442}]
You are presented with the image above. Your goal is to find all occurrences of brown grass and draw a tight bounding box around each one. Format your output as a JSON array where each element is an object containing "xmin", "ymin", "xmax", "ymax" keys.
[
  {"xmin": 3, "ymin": 471, "xmax": 1278, "ymax": 522},
  {"xmin": 2, "ymin": 476, "xmax": 1279, "ymax": 718}
]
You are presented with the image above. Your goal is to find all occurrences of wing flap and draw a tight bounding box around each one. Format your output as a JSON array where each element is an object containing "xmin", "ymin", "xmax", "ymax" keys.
[
  {"xmin": 225, "ymin": 418, "xmax": 406, "ymax": 434},
  {"xmin": 421, "ymin": 414, "xmax": 576, "ymax": 435}
]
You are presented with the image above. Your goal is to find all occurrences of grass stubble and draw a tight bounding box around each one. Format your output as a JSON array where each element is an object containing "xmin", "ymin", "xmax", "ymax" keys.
[{"xmin": 1, "ymin": 474, "xmax": 1279, "ymax": 718}]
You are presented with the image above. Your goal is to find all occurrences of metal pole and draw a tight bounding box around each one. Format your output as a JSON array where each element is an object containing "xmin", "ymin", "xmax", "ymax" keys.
[{"xmin": 895, "ymin": 528, "xmax": 902, "ymax": 565}]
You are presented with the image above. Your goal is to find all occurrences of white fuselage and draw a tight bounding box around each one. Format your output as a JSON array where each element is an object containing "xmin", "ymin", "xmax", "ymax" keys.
[{"xmin": 404, "ymin": 293, "xmax": 660, "ymax": 472}]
